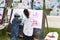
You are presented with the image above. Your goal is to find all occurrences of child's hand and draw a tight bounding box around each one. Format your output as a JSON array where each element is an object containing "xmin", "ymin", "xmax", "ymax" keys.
[
  {"xmin": 18, "ymin": 15, "xmax": 23, "ymax": 20},
  {"xmin": 18, "ymin": 17, "xmax": 21, "ymax": 19}
]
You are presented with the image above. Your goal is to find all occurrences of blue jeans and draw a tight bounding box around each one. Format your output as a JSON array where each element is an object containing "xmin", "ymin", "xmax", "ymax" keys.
[{"xmin": 11, "ymin": 27, "xmax": 19, "ymax": 40}]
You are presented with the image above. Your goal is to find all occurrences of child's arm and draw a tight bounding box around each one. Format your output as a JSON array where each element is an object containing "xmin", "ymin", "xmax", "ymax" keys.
[
  {"xmin": 17, "ymin": 19, "xmax": 22, "ymax": 23},
  {"xmin": 12, "ymin": 18, "xmax": 22, "ymax": 23}
]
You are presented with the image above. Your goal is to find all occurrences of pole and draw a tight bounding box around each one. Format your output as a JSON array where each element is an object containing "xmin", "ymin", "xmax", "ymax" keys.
[
  {"xmin": 31, "ymin": 0, "xmax": 34, "ymax": 9},
  {"xmin": 1, "ymin": 7, "xmax": 6, "ymax": 23},
  {"xmin": 45, "ymin": 11, "xmax": 49, "ymax": 32},
  {"xmin": 6, "ymin": 0, "xmax": 13, "ymax": 34},
  {"xmin": 43, "ymin": 0, "xmax": 49, "ymax": 32}
]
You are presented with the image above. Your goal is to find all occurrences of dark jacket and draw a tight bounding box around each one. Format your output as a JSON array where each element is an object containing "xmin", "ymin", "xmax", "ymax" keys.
[{"xmin": 11, "ymin": 18, "xmax": 22, "ymax": 38}]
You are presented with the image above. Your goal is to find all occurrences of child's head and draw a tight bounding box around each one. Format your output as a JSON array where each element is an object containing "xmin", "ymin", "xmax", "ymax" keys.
[
  {"xmin": 23, "ymin": 9, "xmax": 29, "ymax": 18},
  {"xmin": 14, "ymin": 13, "xmax": 20, "ymax": 18}
]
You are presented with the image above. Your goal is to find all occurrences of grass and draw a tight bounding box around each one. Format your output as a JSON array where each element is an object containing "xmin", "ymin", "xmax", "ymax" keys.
[
  {"xmin": 0, "ymin": 27, "xmax": 60, "ymax": 40},
  {"xmin": 0, "ymin": 34, "xmax": 23, "ymax": 40},
  {"xmin": 0, "ymin": 31, "xmax": 10, "ymax": 40},
  {"xmin": 0, "ymin": 26, "xmax": 23, "ymax": 40},
  {"xmin": 43, "ymin": 0, "xmax": 51, "ymax": 15},
  {"xmin": 0, "ymin": 35, "xmax": 10, "ymax": 40},
  {"xmin": 0, "ymin": 32, "xmax": 23, "ymax": 40},
  {"xmin": 44, "ymin": 28, "xmax": 60, "ymax": 40}
]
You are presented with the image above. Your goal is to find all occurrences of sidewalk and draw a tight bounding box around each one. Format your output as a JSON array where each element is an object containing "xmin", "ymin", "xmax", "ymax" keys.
[{"xmin": 45, "ymin": 16, "xmax": 60, "ymax": 28}]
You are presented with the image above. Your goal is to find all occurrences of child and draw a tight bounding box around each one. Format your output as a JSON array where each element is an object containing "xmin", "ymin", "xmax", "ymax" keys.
[
  {"xmin": 11, "ymin": 13, "xmax": 22, "ymax": 40},
  {"xmin": 22, "ymin": 9, "xmax": 34, "ymax": 40}
]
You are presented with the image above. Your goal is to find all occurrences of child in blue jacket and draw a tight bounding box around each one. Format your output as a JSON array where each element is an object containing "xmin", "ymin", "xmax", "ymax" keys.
[{"xmin": 11, "ymin": 13, "xmax": 22, "ymax": 40}]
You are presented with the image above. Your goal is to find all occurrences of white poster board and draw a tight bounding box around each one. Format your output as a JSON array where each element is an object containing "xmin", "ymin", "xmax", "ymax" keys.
[
  {"xmin": 10, "ymin": 9, "xmax": 43, "ymax": 29},
  {"xmin": 0, "ymin": 24, "xmax": 5, "ymax": 30},
  {"xmin": 13, "ymin": 0, "xmax": 31, "ymax": 9},
  {"xmin": 0, "ymin": 8, "xmax": 4, "ymax": 19},
  {"xmin": 0, "ymin": 0, "xmax": 5, "ymax": 7},
  {"xmin": 45, "ymin": 0, "xmax": 57, "ymax": 9},
  {"xmin": 13, "ymin": 0, "xmax": 20, "ymax": 3},
  {"xmin": 33, "ymin": 0, "xmax": 43, "ymax": 10},
  {"xmin": 50, "ymin": 2, "xmax": 60, "ymax": 16},
  {"xmin": 7, "ymin": 8, "xmax": 12, "ymax": 16},
  {"xmin": 32, "ymin": 10, "xmax": 43, "ymax": 29},
  {"xmin": 0, "ymin": 8, "xmax": 4, "ymax": 30},
  {"xmin": 22, "ymin": 0, "xmax": 31, "ymax": 9},
  {"xmin": 7, "ymin": 8, "xmax": 12, "ymax": 20},
  {"xmin": 44, "ymin": 32, "xmax": 58, "ymax": 40}
]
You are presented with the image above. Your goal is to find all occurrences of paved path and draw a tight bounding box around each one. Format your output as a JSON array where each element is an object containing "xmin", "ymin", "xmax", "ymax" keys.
[{"xmin": 45, "ymin": 16, "xmax": 60, "ymax": 28}]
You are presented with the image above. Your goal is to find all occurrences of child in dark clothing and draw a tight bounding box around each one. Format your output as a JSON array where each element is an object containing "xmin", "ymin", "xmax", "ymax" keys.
[{"xmin": 11, "ymin": 13, "xmax": 22, "ymax": 40}]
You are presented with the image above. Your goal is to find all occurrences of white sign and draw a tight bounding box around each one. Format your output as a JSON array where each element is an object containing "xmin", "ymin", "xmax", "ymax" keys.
[
  {"xmin": 7, "ymin": 8, "xmax": 12, "ymax": 16},
  {"xmin": 0, "ymin": 8, "xmax": 4, "ymax": 19},
  {"xmin": 45, "ymin": 0, "xmax": 57, "ymax": 9},
  {"xmin": 13, "ymin": 0, "xmax": 20, "ymax": 3},
  {"xmin": 0, "ymin": 0, "xmax": 5, "ymax": 7},
  {"xmin": 44, "ymin": 32, "xmax": 58, "ymax": 40},
  {"xmin": 0, "ymin": 24, "xmax": 5, "ymax": 30},
  {"xmin": 7, "ymin": 8, "xmax": 12, "ymax": 19},
  {"xmin": 22, "ymin": 0, "xmax": 31, "ymax": 9},
  {"xmin": 10, "ymin": 9, "xmax": 43, "ymax": 29},
  {"xmin": 32, "ymin": 10, "xmax": 43, "ymax": 29},
  {"xmin": 13, "ymin": 0, "xmax": 31, "ymax": 9},
  {"xmin": 50, "ymin": 3, "xmax": 60, "ymax": 16},
  {"xmin": 33, "ymin": 0, "xmax": 43, "ymax": 10},
  {"xmin": 18, "ymin": 0, "xmax": 31, "ymax": 9}
]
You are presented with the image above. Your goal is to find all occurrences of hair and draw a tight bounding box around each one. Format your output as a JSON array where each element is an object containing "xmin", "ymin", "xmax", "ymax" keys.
[
  {"xmin": 14, "ymin": 15, "xmax": 20, "ymax": 18},
  {"xmin": 23, "ymin": 9, "xmax": 29, "ymax": 18}
]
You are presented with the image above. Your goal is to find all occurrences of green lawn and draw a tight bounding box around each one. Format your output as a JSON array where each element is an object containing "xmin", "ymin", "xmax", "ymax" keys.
[
  {"xmin": 0, "ymin": 33, "xmax": 23, "ymax": 40},
  {"xmin": 44, "ymin": 28, "xmax": 60, "ymax": 40},
  {"xmin": 0, "ymin": 27, "xmax": 60, "ymax": 40},
  {"xmin": 43, "ymin": 0, "xmax": 51, "ymax": 15},
  {"xmin": 0, "ymin": 27, "xmax": 23, "ymax": 40},
  {"xmin": 0, "ymin": 35, "xmax": 10, "ymax": 40}
]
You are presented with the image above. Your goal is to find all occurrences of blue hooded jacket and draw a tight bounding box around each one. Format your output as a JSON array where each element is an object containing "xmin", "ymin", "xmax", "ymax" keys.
[{"xmin": 11, "ymin": 18, "xmax": 22, "ymax": 40}]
